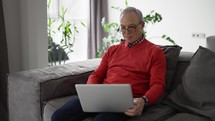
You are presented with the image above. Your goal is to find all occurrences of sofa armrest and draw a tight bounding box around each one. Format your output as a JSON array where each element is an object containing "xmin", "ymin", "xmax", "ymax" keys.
[
  {"xmin": 8, "ymin": 58, "xmax": 101, "ymax": 121},
  {"xmin": 178, "ymin": 51, "xmax": 194, "ymax": 61}
]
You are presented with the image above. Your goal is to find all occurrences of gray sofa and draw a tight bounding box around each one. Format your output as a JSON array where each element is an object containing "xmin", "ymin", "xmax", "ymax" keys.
[{"xmin": 8, "ymin": 51, "xmax": 213, "ymax": 121}]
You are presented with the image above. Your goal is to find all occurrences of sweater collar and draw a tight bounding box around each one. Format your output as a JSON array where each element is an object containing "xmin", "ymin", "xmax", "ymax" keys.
[{"xmin": 125, "ymin": 36, "xmax": 144, "ymax": 48}]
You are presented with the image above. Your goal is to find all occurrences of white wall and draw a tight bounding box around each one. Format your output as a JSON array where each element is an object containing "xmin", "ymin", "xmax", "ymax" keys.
[
  {"xmin": 3, "ymin": 0, "xmax": 48, "ymax": 72},
  {"xmin": 108, "ymin": 0, "xmax": 215, "ymax": 52}
]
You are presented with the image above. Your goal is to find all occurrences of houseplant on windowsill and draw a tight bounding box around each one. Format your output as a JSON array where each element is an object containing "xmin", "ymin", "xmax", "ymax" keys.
[{"xmin": 47, "ymin": 0, "xmax": 79, "ymax": 66}]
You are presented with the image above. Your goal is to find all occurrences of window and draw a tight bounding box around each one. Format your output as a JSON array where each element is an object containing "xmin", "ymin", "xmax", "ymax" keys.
[{"xmin": 47, "ymin": 0, "xmax": 89, "ymax": 65}]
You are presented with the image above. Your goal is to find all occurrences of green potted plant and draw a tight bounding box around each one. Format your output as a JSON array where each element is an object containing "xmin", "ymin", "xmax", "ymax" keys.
[{"xmin": 47, "ymin": 0, "xmax": 81, "ymax": 65}]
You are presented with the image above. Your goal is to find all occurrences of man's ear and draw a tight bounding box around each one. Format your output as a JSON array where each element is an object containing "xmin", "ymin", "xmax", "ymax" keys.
[{"xmin": 141, "ymin": 22, "xmax": 145, "ymax": 28}]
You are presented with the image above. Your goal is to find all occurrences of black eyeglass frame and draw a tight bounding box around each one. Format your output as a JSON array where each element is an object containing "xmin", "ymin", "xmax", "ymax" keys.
[{"xmin": 119, "ymin": 21, "xmax": 143, "ymax": 33}]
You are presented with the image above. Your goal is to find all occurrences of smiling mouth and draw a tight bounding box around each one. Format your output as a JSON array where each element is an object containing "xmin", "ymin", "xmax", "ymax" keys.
[
  {"xmin": 126, "ymin": 37, "xmax": 133, "ymax": 40},
  {"xmin": 126, "ymin": 36, "xmax": 132, "ymax": 38}
]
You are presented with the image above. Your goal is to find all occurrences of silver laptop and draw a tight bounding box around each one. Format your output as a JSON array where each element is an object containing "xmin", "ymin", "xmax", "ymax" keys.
[{"xmin": 75, "ymin": 84, "xmax": 134, "ymax": 112}]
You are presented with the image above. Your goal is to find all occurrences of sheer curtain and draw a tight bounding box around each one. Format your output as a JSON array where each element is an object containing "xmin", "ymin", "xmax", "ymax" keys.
[
  {"xmin": 0, "ymin": 0, "xmax": 9, "ymax": 121},
  {"xmin": 88, "ymin": 0, "xmax": 108, "ymax": 59}
]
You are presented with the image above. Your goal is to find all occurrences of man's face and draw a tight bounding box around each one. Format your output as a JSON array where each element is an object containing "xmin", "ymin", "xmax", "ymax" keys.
[{"xmin": 120, "ymin": 12, "xmax": 144, "ymax": 43}]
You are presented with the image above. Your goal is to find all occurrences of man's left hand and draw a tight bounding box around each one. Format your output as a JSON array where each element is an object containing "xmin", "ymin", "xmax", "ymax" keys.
[{"xmin": 124, "ymin": 98, "xmax": 144, "ymax": 116}]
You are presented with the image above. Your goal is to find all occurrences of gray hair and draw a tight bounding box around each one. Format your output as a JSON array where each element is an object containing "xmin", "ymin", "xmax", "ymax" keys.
[{"xmin": 120, "ymin": 7, "xmax": 144, "ymax": 23}]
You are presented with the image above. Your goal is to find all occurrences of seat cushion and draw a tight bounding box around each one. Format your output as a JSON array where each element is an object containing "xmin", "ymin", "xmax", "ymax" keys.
[
  {"xmin": 165, "ymin": 113, "xmax": 211, "ymax": 121},
  {"xmin": 127, "ymin": 104, "xmax": 177, "ymax": 121},
  {"xmin": 164, "ymin": 46, "xmax": 215, "ymax": 121},
  {"xmin": 43, "ymin": 95, "xmax": 77, "ymax": 121},
  {"xmin": 43, "ymin": 96, "xmax": 176, "ymax": 121},
  {"xmin": 46, "ymin": 98, "xmax": 210, "ymax": 121}
]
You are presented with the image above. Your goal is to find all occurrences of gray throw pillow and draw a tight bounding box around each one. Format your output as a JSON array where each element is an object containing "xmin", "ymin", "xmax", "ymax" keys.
[
  {"xmin": 155, "ymin": 45, "xmax": 182, "ymax": 104},
  {"xmin": 164, "ymin": 46, "xmax": 215, "ymax": 121},
  {"xmin": 159, "ymin": 45, "xmax": 182, "ymax": 91}
]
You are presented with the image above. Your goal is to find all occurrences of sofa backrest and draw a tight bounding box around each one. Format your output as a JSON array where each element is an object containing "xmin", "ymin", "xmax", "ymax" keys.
[
  {"xmin": 170, "ymin": 51, "xmax": 193, "ymax": 91},
  {"xmin": 39, "ymin": 59, "xmax": 101, "ymax": 106}
]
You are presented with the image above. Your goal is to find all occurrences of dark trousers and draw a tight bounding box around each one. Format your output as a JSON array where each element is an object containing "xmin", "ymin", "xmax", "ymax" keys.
[{"xmin": 51, "ymin": 96, "xmax": 131, "ymax": 121}]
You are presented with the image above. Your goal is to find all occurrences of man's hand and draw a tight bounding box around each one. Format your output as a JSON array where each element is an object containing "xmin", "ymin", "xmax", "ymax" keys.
[{"xmin": 124, "ymin": 98, "xmax": 145, "ymax": 116}]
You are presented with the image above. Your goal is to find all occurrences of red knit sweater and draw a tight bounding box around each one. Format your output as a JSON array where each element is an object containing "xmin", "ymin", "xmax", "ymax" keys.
[{"xmin": 87, "ymin": 39, "xmax": 166, "ymax": 105}]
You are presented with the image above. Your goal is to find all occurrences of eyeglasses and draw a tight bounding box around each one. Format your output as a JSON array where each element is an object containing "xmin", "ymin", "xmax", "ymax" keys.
[{"xmin": 120, "ymin": 22, "xmax": 142, "ymax": 33}]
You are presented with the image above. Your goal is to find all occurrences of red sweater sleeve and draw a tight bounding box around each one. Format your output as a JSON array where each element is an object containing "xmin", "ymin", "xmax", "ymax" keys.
[
  {"xmin": 87, "ymin": 49, "xmax": 109, "ymax": 84},
  {"xmin": 144, "ymin": 49, "xmax": 166, "ymax": 105}
]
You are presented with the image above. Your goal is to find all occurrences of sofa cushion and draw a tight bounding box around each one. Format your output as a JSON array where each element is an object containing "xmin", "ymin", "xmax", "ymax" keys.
[
  {"xmin": 164, "ymin": 113, "xmax": 211, "ymax": 121},
  {"xmin": 127, "ymin": 104, "xmax": 177, "ymax": 121},
  {"xmin": 44, "ymin": 98, "xmax": 176, "ymax": 121},
  {"xmin": 169, "ymin": 52, "xmax": 193, "ymax": 91},
  {"xmin": 156, "ymin": 45, "xmax": 182, "ymax": 104},
  {"xmin": 43, "ymin": 95, "xmax": 77, "ymax": 121},
  {"xmin": 159, "ymin": 45, "xmax": 182, "ymax": 91},
  {"xmin": 164, "ymin": 46, "xmax": 215, "ymax": 121},
  {"xmin": 43, "ymin": 95, "xmax": 96, "ymax": 121}
]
